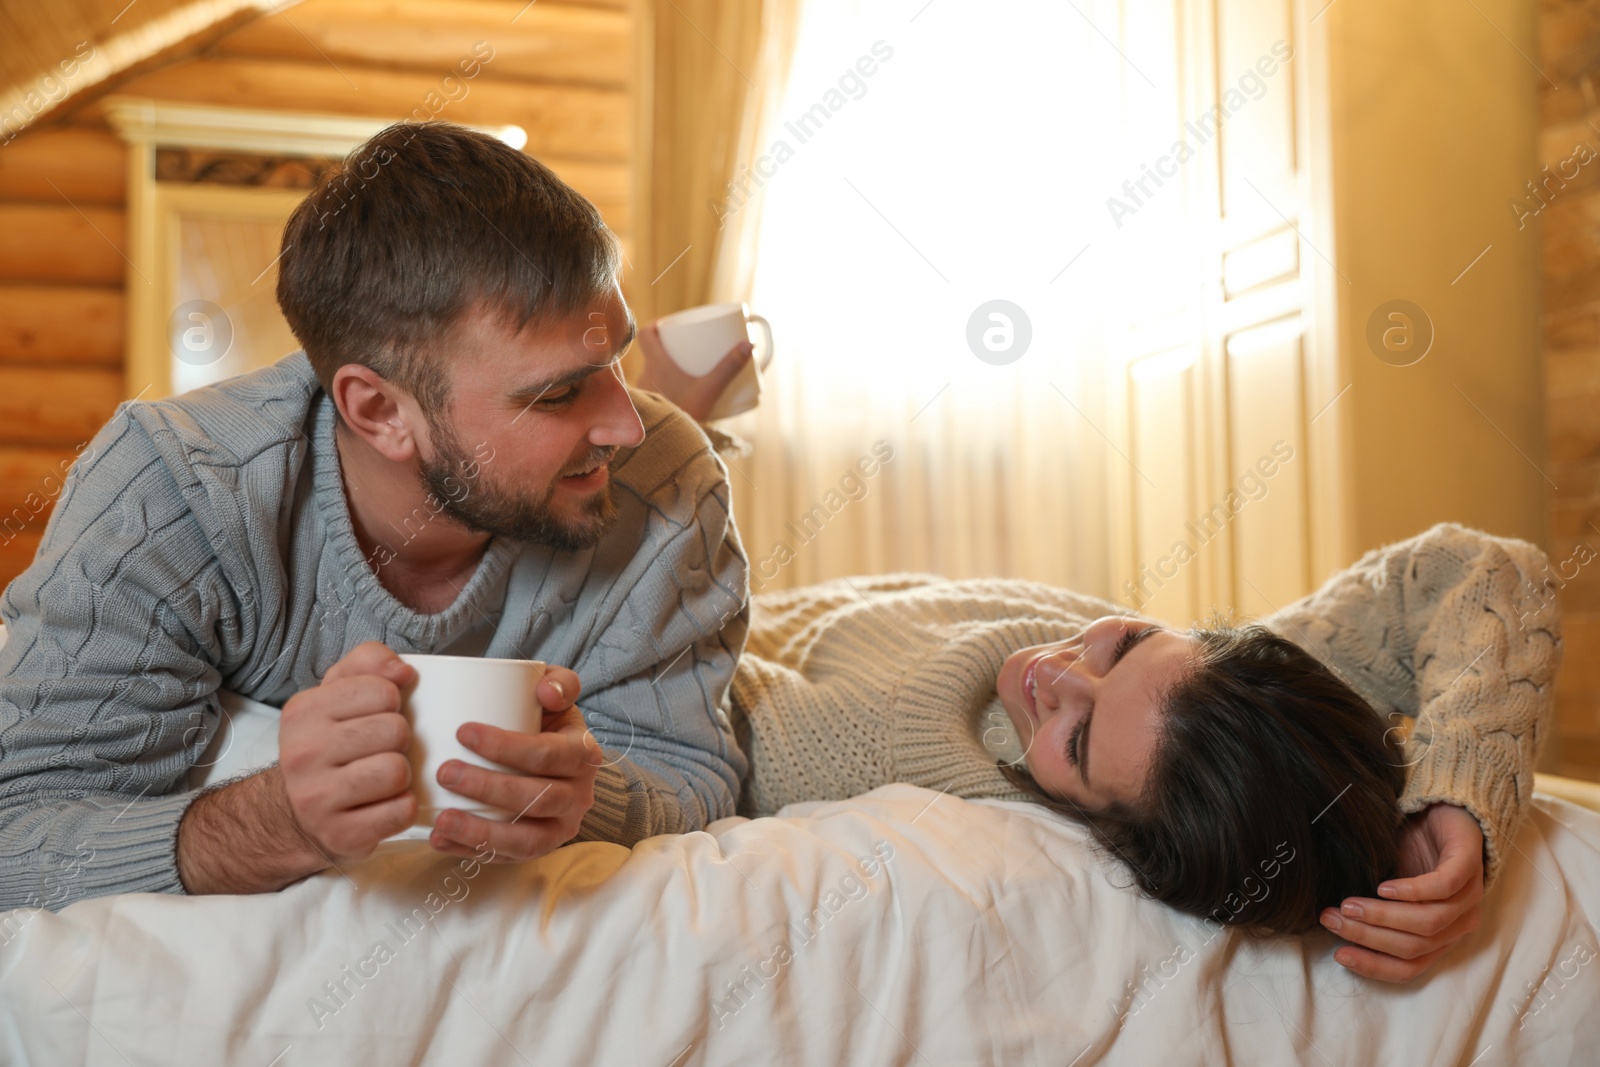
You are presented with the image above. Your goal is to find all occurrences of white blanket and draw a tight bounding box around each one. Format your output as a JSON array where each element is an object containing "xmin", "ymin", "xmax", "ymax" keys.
[{"xmin": 1, "ymin": 695, "xmax": 1597, "ymax": 1065}]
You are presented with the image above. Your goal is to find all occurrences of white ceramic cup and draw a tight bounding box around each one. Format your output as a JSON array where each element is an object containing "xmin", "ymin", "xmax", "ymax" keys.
[
  {"xmin": 655, "ymin": 302, "xmax": 776, "ymax": 420},
  {"xmin": 390, "ymin": 653, "xmax": 547, "ymax": 840}
]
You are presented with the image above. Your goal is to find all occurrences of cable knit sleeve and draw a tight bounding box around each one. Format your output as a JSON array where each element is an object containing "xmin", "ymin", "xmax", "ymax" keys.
[
  {"xmin": 558, "ymin": 390, "xmax": 751, "ymax": 846},
  {"xmin": 0, "ymin": 409, "xmax": 241, "ymax": 910},
  {"xmin": 1259, "ymin": 523, "xmax": 1562, "ymax": 887},
  {"xmin": 571, "ymin": 491, "xmax": 749, "ymax": 845}
]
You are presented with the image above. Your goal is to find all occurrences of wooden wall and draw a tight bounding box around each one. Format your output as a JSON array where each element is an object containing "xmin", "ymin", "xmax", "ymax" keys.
[
  {"xmin": 1541, "ymin": 0, "xmax": 1600, "ymax": 782},
  {"xmin": 0, "ymin": 124, "xmax": 127, "ymax": 582},
  {"xmin": 0, "ymin": 0, "xmax": 635, "ymax": 589}
]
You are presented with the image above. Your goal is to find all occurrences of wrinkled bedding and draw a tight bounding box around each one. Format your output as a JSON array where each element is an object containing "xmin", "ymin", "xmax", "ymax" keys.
[{"xmin": 0, "ymin": 690, "xmax": 1596, "ymax": 1065}]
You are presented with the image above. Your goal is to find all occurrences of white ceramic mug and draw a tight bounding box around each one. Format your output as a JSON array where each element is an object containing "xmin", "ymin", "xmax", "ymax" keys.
[
  {"xmin": 389, "ymin": 653, "xmax": 547, "ymax": 840},
  {"xmin": 655, "ymin": 302, "xmax": 776, "ymax": 420}
]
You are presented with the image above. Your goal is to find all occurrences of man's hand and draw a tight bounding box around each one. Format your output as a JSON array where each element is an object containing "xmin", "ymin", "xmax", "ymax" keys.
[
  {"xmin": 1319, "ymin": 803, "xmax": 1485, "ymax": 981},
  {"xmin": 426, "ymin": 666, "xmax": 602, "ymax": 862},
  {"xmin": 278, "ymin": 641, "xmax": 420, "ymax": 861},
  {"xmin": 177, "ymin": 641, "xmax": 419, "ymax": 894},
  {"xmin": 634, "ymin": 320, "xmax": 753, "ymax": 423}
]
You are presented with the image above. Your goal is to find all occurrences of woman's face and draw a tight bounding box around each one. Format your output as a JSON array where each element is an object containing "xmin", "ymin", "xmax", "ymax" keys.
[{"xmin": 996, "ymin": 616, "xmax": 1197, "ymax": 809}]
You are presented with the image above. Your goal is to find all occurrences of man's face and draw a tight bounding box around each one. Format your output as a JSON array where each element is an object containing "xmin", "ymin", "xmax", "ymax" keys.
[{"xmin": 415, "ymin": 289, "xmax": 645, "ymax": 552}]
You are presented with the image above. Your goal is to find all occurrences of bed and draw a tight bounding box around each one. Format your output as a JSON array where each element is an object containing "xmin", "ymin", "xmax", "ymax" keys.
[{"xmin": 0, "ymin": 683, "xmax": 1596, "ymax": 1066}]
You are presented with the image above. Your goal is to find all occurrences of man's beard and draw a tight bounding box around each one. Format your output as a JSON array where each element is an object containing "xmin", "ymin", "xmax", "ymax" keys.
[{"xmin": 417, "ymin": 415, "xmax": 618, "ymax": 553}]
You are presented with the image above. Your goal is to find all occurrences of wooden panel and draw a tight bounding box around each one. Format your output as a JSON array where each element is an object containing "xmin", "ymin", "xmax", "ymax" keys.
[
  {"xmin": 167, "ymin": 194, "xmax": 306, "ymax": 395},
  {"xmin": 1128, "ymin": 348, "xmax": 1201, "ymax": 626},
  {"xmin": 1215, "ymin": 0, "xmax": 1297, "ymax": 222},
  {"xmin": 0, "ymin": 368, "xmax": 121, "ymax": 446},
  {"xmin": 0, "ymin": 530, "xmax": 44, "ymax": 589},
  {"xmin": 0, "ymin": 286, "xmax": 124, "ymax": 366},
  {"xmin": 1546, "ymin": 500, "xmax": 1600, "ymax": 614},
  {"xmin": 0, "ymin": 446, "xmax": 85, "ymax": 549},
  {"xmin": 1225, "ymin": 316, "xmax": 1309, "ymax": 617},
  {"xmin": 0, "ymin": 204, "xmax": 126, "ymax": 285},
  {"xmin": 0, "ymin": 127, "xmax": 127, "ymax": 204},
  {"xmin": 0, "ymin": 445, "xmax": 86, "ymax": 502},
  {"xmin": 1556, "ymin": 616, "xmax": 1600, "ymax": 717},
  {"xmin": 0, "ymin": 1, "xmax": 276, "ymax": 139},
  {"xmin": 216, "ymin": 0, "xmax": 631, "ymax": 89},
  {"xmin": 0, "ymin": 0, "xmax": 211, "ymax": 99},
  {"xmin": 1222, "ymin": 225, "xmax": 1298, "ymax": 298},
  {"xmin": 545, "ymin": 158, "xmax": 630, "ymax": 231},
  {"xmin": 1544, "ymin": 0, "xmax": 1600, "ymax": 783},
  {"xmin": 1552, "ymin": 610, "xmax": 1600, "ymax": 779},
  {"xmin": 105, "ymin": 56, "xmax": 630, "ymax": 161}
]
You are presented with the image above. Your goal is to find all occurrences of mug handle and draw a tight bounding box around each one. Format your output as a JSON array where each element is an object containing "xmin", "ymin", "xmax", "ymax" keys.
[{"xmin": 745, "ymin": 314, "xmax": 776, "ymax": 371}]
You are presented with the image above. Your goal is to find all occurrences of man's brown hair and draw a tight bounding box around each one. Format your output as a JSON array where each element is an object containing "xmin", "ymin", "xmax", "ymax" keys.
[{"xmin": 276, "ymin": 121, "xmax": 622, "ymax": 416}]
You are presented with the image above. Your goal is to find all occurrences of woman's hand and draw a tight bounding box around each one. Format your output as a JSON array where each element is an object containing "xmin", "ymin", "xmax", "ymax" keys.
[
  {"xmin": 634, "ymin": 320, "xmax": 753, "ymax": 423},
  {"xmin": 1318, "ymin": 803, "xmax": 1485, "ymax": 981}
]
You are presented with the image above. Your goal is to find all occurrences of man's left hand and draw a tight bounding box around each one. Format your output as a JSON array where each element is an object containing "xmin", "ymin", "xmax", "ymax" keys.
[
  {"xmin": 428, "ymin": 665, "xmax": 603, "ymax": 861},
  {"xmin": 1319, "ymin": 802, "xmax": 1485, "ymax": 982}
]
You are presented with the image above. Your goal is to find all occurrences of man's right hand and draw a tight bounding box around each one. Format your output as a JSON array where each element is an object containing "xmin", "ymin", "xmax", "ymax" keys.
[
  {"xmin": 278, "ymin": 641, "xmax": 419, "ymax": 861},
  {"xmin": 176, "ymin": 642, "xmax": 419, "ymax": 895}
]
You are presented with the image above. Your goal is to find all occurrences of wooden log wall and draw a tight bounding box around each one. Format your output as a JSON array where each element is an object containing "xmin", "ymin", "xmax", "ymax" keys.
[
  {"xmin": 0, "ymin": 0, "xmax": 635, "ymax": 589},
  {"xmin": 1541, "ymin": 0, "xmax": 1600, "ymax": 781}
]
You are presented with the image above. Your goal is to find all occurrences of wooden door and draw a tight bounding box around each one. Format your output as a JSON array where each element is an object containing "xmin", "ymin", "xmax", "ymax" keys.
[{"xmin": 1109, "ymin": 0, "xmax": 1321, "ymax": 625}]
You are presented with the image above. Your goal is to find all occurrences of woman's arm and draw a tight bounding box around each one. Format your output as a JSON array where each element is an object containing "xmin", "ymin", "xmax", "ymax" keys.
[
  {"xmin": 1260, "ymin": 523, "xmax": 1561, "ymax": 981},
  {"xmin": 632, "ymin": 321, "xmax": 754, "ymax": 425},
  {"xmin": 1260, "ymin": 521, "xmax": 1561, "ymax": 887}
]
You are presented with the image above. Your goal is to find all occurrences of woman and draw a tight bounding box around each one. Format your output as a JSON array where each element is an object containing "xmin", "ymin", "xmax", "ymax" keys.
[
  {"xmin": 635, "ymin": 327, "xmax": 1563, "ymax": 983},
  {"xmin": 728, "ymin": 527, "xmax": 1559, "ymax": 982}
]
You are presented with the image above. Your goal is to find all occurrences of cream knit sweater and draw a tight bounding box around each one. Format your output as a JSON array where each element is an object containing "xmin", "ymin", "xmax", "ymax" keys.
[{"xmin": 729, "ymin": 524, "xmax": 1562, "ymax": 887}]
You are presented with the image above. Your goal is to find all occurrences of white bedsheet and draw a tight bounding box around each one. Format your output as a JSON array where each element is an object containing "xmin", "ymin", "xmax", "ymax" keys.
[{"xmin": 1, "ymin": 696, "xmax": 1597, "ymax": 1065}]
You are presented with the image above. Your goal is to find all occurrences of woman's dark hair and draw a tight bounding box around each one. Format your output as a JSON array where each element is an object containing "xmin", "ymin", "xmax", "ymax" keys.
[{"xmin": 1002, "ymin": 623, "xmax": 1405, "ymax": 936}]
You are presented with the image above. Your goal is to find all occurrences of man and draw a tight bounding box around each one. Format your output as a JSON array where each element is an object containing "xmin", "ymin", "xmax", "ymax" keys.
[{"xmin": 0, "ymin": 122, "xmax": 751, "ymax": 910}]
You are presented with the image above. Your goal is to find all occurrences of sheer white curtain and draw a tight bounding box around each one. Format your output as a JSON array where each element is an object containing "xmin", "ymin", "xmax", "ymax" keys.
[{"xmin": 721, "ymin": 0, "xmax": 1139, "ymax": 596}]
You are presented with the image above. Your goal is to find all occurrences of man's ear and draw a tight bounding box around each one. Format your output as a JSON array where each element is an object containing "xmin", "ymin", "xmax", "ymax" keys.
[{"xmin": 330, "ymin": 363, "xmax": 428, "ymax": 463}]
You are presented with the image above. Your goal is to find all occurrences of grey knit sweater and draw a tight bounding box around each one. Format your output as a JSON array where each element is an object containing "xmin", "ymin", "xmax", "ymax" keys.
[{"xmin": 0, "ymin": 352, "xmax": 750, "ymax": 911}]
